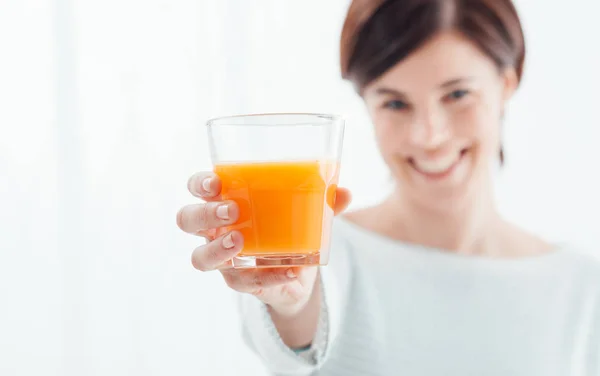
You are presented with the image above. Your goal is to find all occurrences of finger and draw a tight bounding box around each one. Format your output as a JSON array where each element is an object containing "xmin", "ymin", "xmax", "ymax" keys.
[
  {"xmin": 176, "ymin": 201, "xmax": 239, "ymax": 234},
  {"xmin": 194, "ymin": 228, "xmax": 217, "ymax": 241},
  {"xmin": 191, "ymin": 231, "xmax": 244, "ymax": 271},
  {"xmin": 187, "ymin": 172, "xmax": 222, "ymax": 201},
  {"xmin": 221, "ymin": 267, "xmax": 298, "ymax": 294},
  {"xmin": 333, "ymin": 187, "xmax": 352, "ymax": 215}
]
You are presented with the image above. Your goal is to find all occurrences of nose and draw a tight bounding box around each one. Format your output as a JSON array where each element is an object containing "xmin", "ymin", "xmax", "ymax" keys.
[{"xmin": 408, "ymin": 107, "xmax": 450, "ymax": 149}]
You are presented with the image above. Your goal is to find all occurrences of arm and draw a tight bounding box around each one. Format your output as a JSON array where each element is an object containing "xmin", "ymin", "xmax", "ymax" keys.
[
  {"xmin": 238, "ymin": 241, "xmax": 352, "ymax": 375},
  {"xmin": 269, "ymin": 272, "xmax": 322, "ymax": 350}
]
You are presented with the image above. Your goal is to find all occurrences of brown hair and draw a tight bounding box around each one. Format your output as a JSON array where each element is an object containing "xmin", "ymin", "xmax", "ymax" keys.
[{"xmin": 340, "ymin": 0, "xmax": 526, "ymax": 163}]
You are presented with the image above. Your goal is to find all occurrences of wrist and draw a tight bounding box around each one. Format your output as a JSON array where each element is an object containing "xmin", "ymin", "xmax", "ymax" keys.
[
  {"xmin": 267, "ymin": 279, "xmax": 322, "ymax": 349},
  {"xmin": 268, "ymin": 271, "xmax": 321, "ymax": 317},
  {"xmin": 267, "ymin": 293, "xmax": 313, "ymax": 318}
]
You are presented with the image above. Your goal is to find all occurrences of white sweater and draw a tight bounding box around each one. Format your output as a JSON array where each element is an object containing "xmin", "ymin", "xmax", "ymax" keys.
[{"xmin": 239, "ymin": 218, "xmax": 600, "ymax": 376}]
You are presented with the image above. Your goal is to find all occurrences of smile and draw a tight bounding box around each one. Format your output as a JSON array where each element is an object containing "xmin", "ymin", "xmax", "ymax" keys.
[{"xmin": 409, "ymin": 148, "xmax": 469, "ymax": 180}]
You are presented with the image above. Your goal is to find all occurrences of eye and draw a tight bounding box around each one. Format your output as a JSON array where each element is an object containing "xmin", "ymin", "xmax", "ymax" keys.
[
  {"xmin": 383, "ymin": 99, "xmax": 408, "ymax": 110},
  {"xmin": 445, "ymin": 89, "xmax": 470, "ymax": 101}
]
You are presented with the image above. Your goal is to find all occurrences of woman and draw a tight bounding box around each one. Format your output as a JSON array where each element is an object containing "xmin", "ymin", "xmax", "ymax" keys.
[{"xmin": 177, "ymin": 0, "xmax": 600, "ymax": 374}]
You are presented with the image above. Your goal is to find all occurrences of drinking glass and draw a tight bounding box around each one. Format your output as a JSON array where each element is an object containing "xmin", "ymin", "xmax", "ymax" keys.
[{"xmin": 206, "ymin": 113, "xmax": 345, "ymax": 268}]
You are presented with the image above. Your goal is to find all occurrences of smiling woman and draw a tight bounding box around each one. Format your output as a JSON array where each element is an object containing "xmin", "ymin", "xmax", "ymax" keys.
[{"xmin": 176, "ymin": 0, "xmax": 600, "ymax": 374}]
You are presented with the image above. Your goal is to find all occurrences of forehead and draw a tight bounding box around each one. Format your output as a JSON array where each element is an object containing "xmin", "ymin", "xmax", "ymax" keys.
[{"xmin": 365, "ymin": 31, "xmax": 499, "ymax": 93}]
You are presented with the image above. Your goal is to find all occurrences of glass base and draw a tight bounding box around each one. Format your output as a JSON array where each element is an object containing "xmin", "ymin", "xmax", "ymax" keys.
[{"xmin": 231, "ymin": 252, "xmax": 326, "ymax": 269}]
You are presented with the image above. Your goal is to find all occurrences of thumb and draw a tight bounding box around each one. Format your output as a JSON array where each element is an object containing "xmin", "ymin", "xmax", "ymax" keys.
[{"xmin": 333, "ymin": 187, "xmax": 352, "ymax": 215}]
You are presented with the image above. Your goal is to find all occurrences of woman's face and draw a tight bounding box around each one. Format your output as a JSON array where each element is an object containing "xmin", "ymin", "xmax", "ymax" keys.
[{"xmin": 363, "ymin": 31, "xmax": 517, "ymax": 208}]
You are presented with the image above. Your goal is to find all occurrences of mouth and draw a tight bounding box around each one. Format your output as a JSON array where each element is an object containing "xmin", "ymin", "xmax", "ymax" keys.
[{"xmin": 408, "ymin": 148, "xmax": 469, "ymax": 180}]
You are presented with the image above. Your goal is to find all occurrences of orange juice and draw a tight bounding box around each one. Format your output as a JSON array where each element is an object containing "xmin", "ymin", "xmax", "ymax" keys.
[{"xmin": 215, "ymin": 160, "xmax": 339, "ymax": 256}]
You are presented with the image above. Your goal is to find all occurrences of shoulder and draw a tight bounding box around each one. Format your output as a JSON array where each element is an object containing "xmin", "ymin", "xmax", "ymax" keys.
[
  {"xmin": 331, "ymin": 206, "xmax": 378, "ymax": 241},
  {"xmin": 556, "ymin": 246, "xmax": 600, "ymax": 292},
  {"xmin": 558, "ymin": 245, "xmax": 600, "ymax": 269},
  {"xmin": 328, "ymin": 210, "xmax": 383, "ymax": 271},
  {"xmin": 330, "ymin": 206, "xmax": 388, "ymax": 253}
]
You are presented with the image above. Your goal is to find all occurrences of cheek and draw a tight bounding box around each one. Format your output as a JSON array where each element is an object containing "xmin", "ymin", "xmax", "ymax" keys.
[
  {"xmin": 452, "ymin": 101, "xmax": 501, "ymax": 156},
  {"xmin": 372, "ymin": 113, "xmax": 408, "ymax": 157}
]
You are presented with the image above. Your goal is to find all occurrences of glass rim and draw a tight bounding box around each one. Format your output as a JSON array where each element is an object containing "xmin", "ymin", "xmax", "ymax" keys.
[{"xmin": 206, "ymin": 112, "xmax": 344, "ymax": 127}]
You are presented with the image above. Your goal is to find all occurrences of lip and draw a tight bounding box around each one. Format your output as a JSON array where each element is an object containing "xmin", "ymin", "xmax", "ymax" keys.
[{"xmin": 409, "ymin": 148, "xmax": 468, "ymax": 181}]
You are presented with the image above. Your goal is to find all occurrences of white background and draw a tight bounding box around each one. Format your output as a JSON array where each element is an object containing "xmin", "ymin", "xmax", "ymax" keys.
[{"xmin": 0, "ymin": 0, "xmax": 598, "ymax": 375}]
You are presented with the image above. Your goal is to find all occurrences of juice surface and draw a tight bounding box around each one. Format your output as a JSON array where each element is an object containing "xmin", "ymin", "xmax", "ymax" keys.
[{"xmin": 215, "ymin": 160, "xmax": 339, "ymax": 255}]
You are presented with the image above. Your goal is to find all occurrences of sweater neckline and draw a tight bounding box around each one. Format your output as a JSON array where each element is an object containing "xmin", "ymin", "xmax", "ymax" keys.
[{"xmin": 333, "ymin": 215, "xmax": 568, "ymax": 265}]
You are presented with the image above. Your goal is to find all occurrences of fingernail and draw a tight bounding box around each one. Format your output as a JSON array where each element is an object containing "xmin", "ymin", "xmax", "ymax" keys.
[
  {"xmin": 202, "ymin": 178, "xmax": 212, "ymax": 193},
  {"xmin": 216, "ymin": 204, "xmax": 229, "ymax": 220},
  {"xmin": 222, "ymin": 233, "xmax": 235, "ymax": 249},
  {"xmin": 286, "ymin": 269, "xmax": 296, "ymax": 279}
]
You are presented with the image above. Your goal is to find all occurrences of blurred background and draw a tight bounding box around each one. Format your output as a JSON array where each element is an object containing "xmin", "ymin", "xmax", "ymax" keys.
[{"xmin": 0, "ymin": 0, "xmax": 598, "ymax": 375}]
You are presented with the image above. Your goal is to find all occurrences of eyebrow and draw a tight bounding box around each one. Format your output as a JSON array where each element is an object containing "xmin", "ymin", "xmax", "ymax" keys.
[
  {"xmin": 439, "ymin": 77, "xmax": 473, "ymax": 88},
  {"xmin": 374, "ymin": 77, "xmax": 474, "ymax": 96}
]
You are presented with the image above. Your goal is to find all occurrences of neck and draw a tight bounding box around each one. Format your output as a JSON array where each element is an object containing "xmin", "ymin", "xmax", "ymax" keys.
[{"xmin": 384, "ymin": 185, "xmax": 503, "ymax": 255}]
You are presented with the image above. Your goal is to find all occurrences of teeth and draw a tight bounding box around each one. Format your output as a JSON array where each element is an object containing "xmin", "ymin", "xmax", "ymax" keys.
[{"xmin": 414, "ymin": 152, "xmax": 460, "ymax": 174}]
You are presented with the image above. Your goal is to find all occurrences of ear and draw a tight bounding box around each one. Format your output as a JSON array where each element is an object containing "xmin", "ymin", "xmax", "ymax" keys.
[{"xmin": 501, "ymin": 67, "xmax": 519, "ymax": 102}]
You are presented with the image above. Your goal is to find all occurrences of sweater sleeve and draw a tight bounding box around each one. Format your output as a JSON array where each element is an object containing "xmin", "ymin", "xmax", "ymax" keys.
[{"xmin": 237, "ymin": 239, "xmax": 352, "ymax": 375}]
